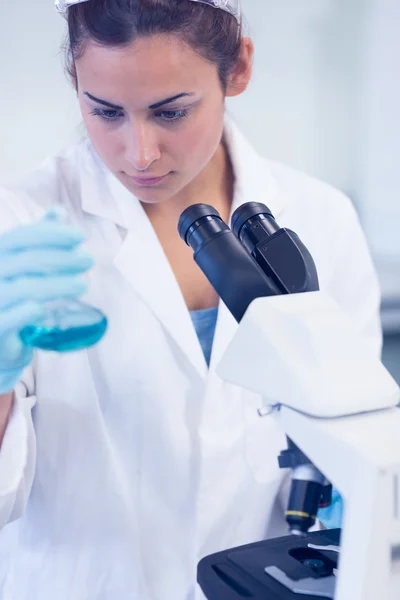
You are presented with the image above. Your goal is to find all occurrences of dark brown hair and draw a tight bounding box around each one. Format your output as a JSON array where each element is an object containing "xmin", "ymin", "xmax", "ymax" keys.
[{"xmin": 66, "ymin": 0, "xmax": 243, "ymax": 90}]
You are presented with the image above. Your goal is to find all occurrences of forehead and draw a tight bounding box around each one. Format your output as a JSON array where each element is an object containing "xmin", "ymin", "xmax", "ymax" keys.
[{"xmin": 75, "ymin": 34, "xmax": 220, "ymax": 106}]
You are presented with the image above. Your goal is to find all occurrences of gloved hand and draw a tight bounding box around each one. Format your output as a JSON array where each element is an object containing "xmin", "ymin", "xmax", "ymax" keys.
[
  {"xmin": 318, "ymin": 487, "xmax": 344, "ymax": 529},
  {"xmin": 0, "ymin": 210, "xmax": 93, "ymax": 394}
]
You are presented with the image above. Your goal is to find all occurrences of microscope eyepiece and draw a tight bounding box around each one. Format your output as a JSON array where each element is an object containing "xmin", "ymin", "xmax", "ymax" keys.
[
  {"xmin": 231, "ymin": 202, "xmax": 319, "ymax": 295},
  {"xmin": 178, "ymin": 204, "xmax": 224, "ymax": 247},
  {"xmin": 231, "ymin": 202, "xmax": 279, "ymax": 255}
]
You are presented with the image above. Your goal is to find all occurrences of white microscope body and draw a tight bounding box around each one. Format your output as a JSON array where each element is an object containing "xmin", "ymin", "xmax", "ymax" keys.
[{"xmin": 217, "ymin": 290, "xmax": 400, "ymax": 600}]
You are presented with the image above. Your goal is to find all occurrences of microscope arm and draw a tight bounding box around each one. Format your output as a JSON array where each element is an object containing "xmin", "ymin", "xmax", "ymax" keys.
[{"xmin": 216, "ymin": 291, "xmax": 400, "ymax": 600}]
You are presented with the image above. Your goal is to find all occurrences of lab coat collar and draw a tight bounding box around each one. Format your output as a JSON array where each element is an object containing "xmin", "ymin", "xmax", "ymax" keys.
[
  {"xmin": 224, "ymin": 118, "xmax": 285, "ymax": 219},
  {"xmin": 80, "ymin": 141, "xmax": 128, "ymax": 229},
  {"xmin": 80, "ymin": 119, "xmax": 286, "ymax": 377}
]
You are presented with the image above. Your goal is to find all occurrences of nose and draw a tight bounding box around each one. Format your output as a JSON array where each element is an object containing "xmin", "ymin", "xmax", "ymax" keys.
[{"xmin": 124, "ymin": 121, "xmax": 161, "ymax": 172}]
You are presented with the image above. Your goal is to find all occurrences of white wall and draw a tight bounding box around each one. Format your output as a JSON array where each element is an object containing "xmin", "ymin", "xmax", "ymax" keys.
[
  {"xmin": 0, "ymin": 0, "xmax": 80, "ymax": 181},
  {"xmin": 1, "ymin": 0, "xmax": 399, "ymax": 328},
  {"xmin": 354, "ymin": 0, "xmax": 400, "ymax": 330},
  {"xmin": 230, "ymin": 0, "xmax": 362, "ymax": 194}
]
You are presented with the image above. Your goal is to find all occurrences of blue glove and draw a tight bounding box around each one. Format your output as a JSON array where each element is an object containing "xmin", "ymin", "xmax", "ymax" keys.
[
  {"xmin": 318, "ymin": 487, "xmax": 344, "ymax": 529},
  {"xmin": 0, "ymin": 211, "xmax": 93, "ymax": 394}
]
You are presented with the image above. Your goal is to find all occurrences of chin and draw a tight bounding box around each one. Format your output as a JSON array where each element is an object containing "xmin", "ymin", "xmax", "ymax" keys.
[
  {"xmin": 122, "ymin": 182, "xmax": 174, "ymax": 204},
  {"xmin": 119, "ymin": 174, "xmax": 187, "ymax": 205}
]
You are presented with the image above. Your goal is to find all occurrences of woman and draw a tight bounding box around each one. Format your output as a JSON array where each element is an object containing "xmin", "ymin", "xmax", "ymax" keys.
[{"xmin": 0, "ymin": 0, "xmax": 381, "ymax": 598}]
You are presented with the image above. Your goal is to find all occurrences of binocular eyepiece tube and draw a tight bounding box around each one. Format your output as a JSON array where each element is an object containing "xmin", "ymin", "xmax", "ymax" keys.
[{"xmin": 178, "ymin": 203, "xmax": 281, "ymax": 323}]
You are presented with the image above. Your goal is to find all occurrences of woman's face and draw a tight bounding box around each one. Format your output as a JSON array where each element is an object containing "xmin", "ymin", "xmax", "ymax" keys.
[{"xmin": 75, "ymin": 35, "xmax": 235, "ymax": 204}]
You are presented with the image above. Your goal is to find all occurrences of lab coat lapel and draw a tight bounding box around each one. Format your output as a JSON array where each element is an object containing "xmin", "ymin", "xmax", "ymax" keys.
[
  {"xmin": 80, "ymin": 149, "xmax": 207, "ymax": 377},
  {"xmin": 112, "ymin": 177, "xmax": 208, "ymax": 376},
  {"xmin": 224, "ymin": 119, "xmax": 286, "ymax": 221}
]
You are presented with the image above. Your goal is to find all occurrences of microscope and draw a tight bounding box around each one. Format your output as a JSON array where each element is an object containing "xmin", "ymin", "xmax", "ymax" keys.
[{"xmin": 178, "ymin": 203, "xmax": 400, "ymax": 600}]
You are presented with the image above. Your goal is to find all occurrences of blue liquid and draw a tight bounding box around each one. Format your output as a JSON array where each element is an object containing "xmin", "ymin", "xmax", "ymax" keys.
[
  {"xmin": 19, "ymin": 301, "xmax": 108, "ymax": 352},
  {"xmin": 20, "ymin": 317, "xmax": 108, "ymax": 352}
]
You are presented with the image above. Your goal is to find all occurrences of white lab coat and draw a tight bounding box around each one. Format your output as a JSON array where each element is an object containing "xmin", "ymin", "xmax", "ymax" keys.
[{"xmin": 0, "ymin": 120, "xmax": 382, "ymax": 600}]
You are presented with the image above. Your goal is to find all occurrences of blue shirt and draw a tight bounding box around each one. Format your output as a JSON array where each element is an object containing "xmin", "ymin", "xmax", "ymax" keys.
[{"xmin": 190, "ymin": 307, "xmax": 219, "ymax": 367}]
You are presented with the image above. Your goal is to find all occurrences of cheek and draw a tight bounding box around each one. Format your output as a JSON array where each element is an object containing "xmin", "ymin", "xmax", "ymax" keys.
[
  {"xmin": 171, "ymin": 105, "xmax": 225, "ymax": 166},
  {"xmin": 81, "ymin": 110, "xmax": 122, "ymax": 166}
]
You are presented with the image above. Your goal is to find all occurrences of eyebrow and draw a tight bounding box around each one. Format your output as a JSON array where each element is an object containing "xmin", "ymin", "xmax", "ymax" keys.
[
  {"xmin": 84, "ymin": 93, "xmax": 123, "ymax": 110},
  {"xmin": 84, "ymin": 92, "xmax": 195, "ymax": 111},
  {"xmin": 148, "ymin": 93, "xmax": 195, "ymax": 110}
]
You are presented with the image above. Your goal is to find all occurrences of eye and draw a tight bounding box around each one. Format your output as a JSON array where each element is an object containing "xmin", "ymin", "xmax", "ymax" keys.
[
  {"xmin": 90, "ymin": 108, "xmax": 124, "ymax": 122},
  {"xmin": 156, "ymin": 109, "xmax": 189, "ymax": 123}
]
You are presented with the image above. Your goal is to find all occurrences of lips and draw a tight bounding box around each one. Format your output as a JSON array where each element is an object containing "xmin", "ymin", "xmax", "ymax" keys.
[{"xmin": 128, "ymin": 174, "xmax": 168, "ymax": 186}]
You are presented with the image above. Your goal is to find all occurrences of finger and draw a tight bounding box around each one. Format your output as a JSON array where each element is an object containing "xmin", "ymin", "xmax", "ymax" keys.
[
  {"xmin": 0, "ymin": 276, "xmax": 88, "ymax": 310},
  {"xmin": 0, "ymin": 249, "xmax": 94, "ymax": 279},
  {"xmin": 0, "ymin": 221, "xmax": 85, "ymax": 252},
  {"xmin": 0, "ymin": 301, "xmax": 45, "ymax": 336}
]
